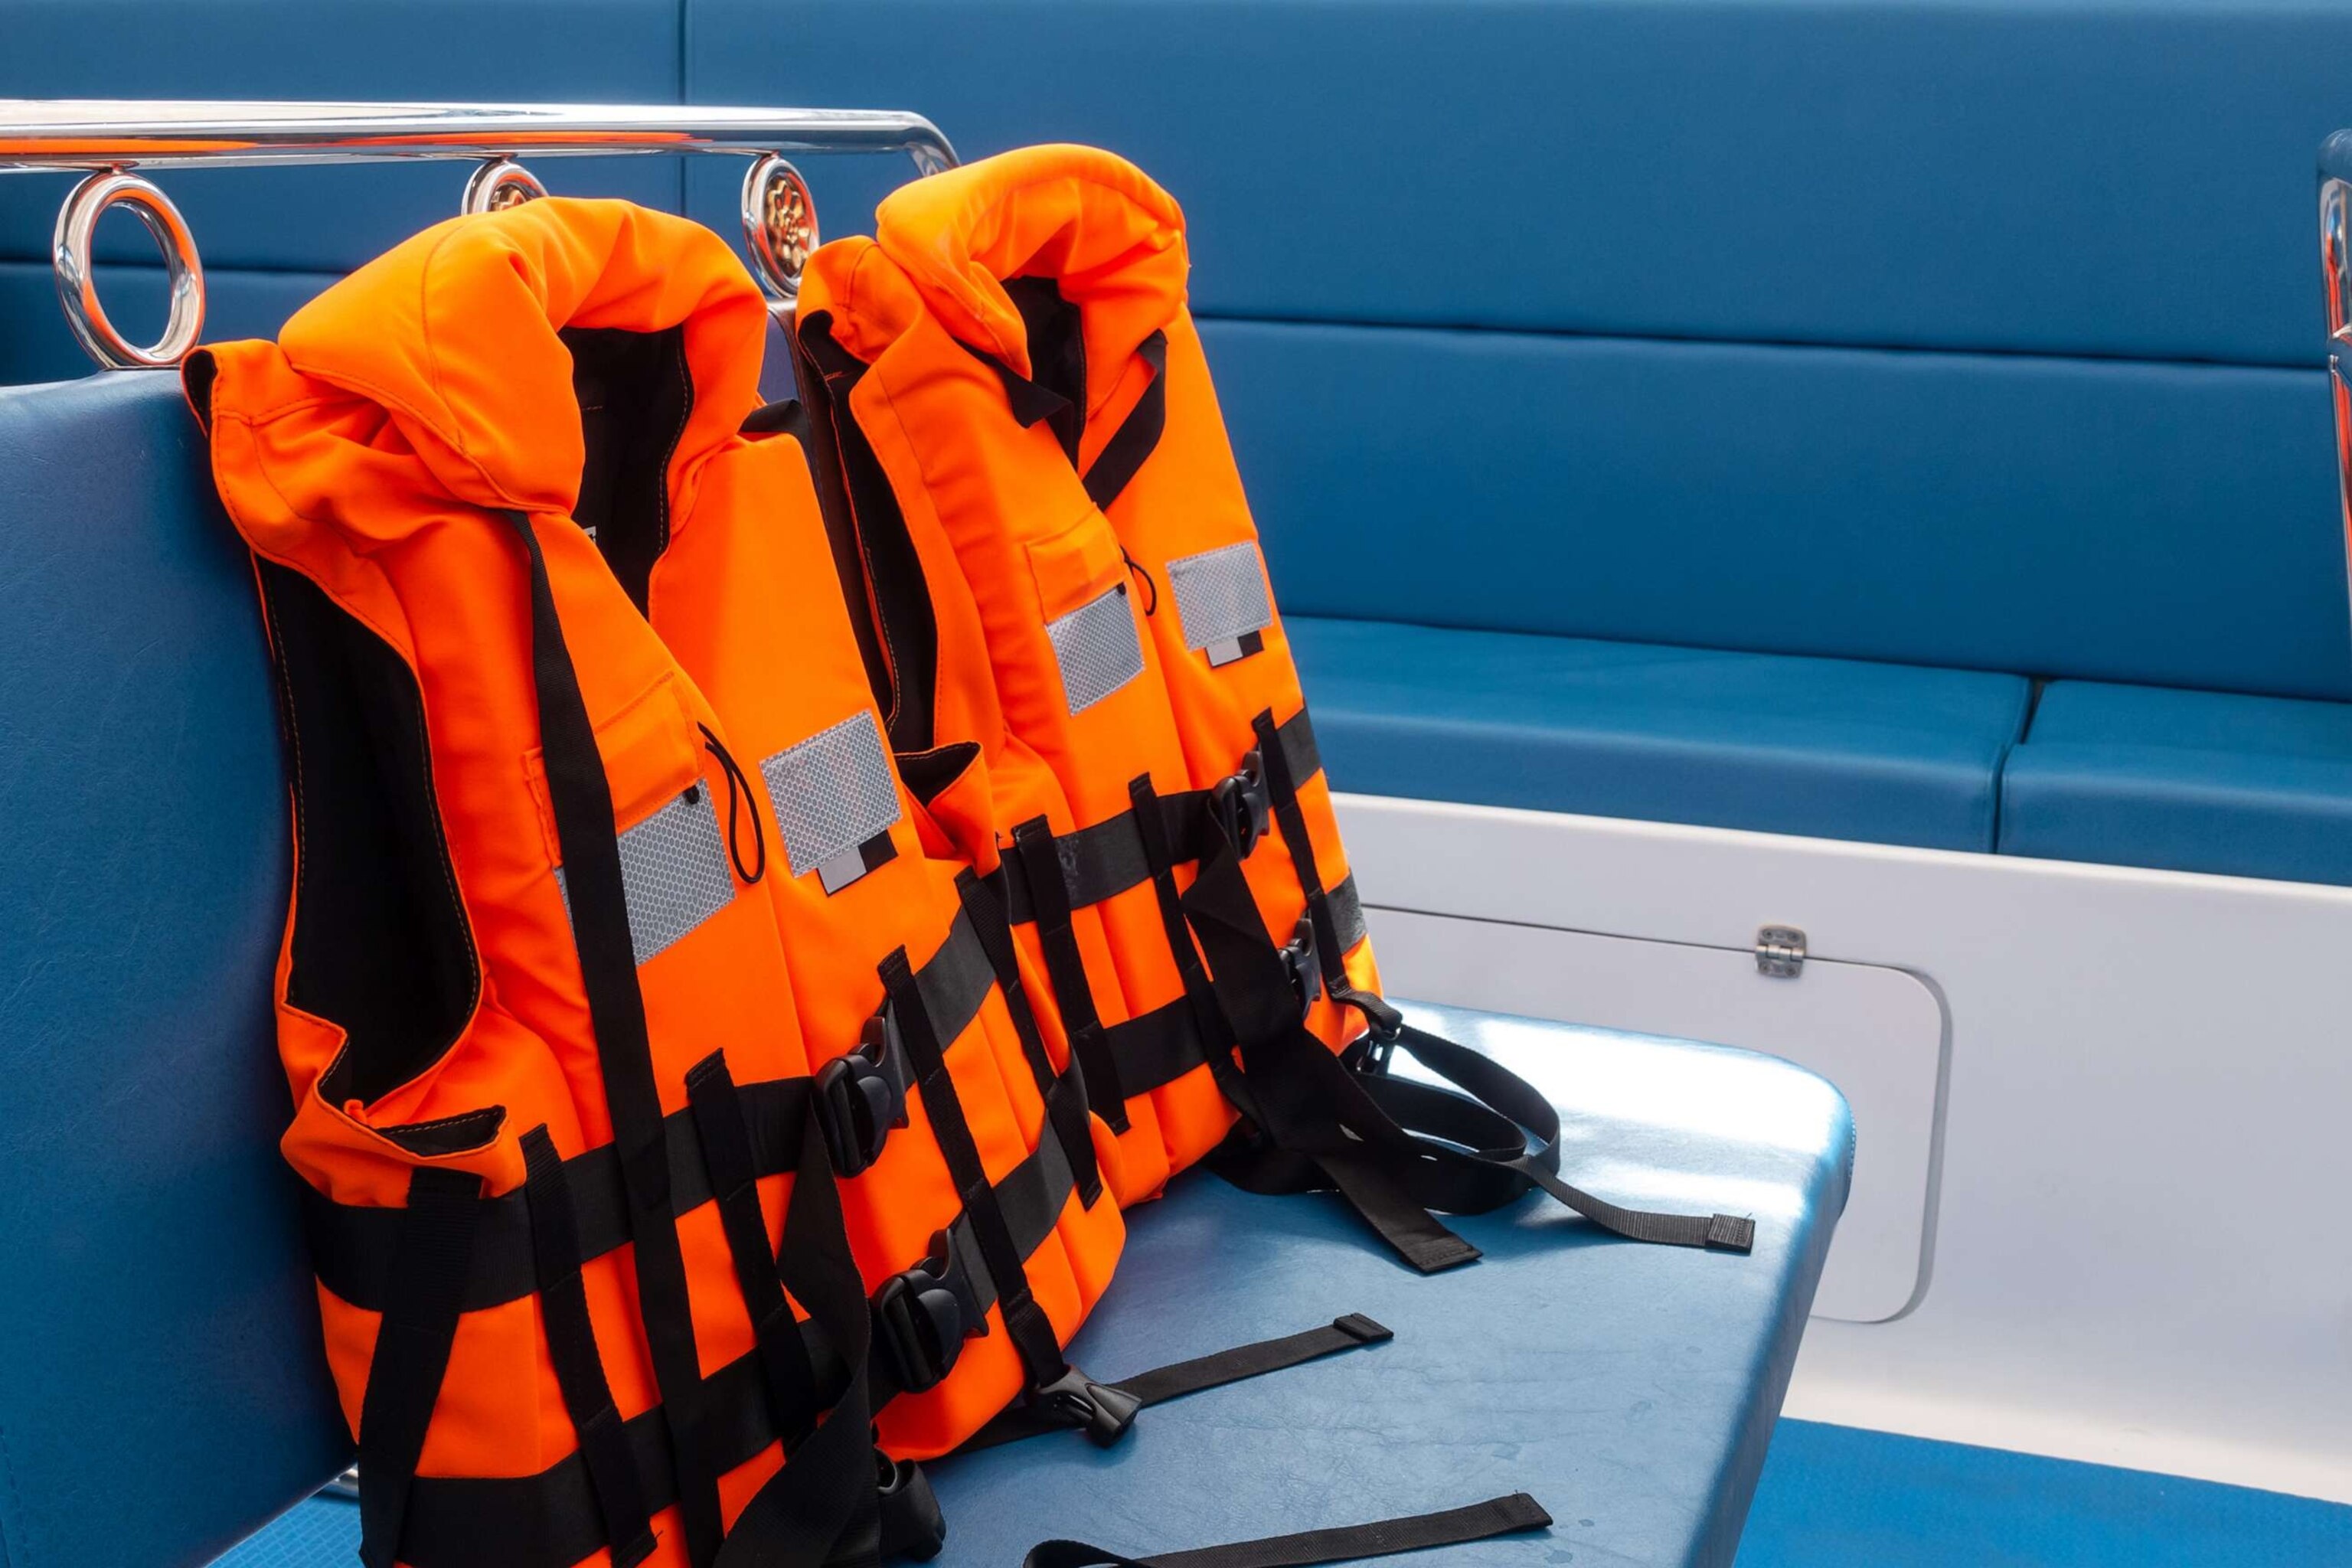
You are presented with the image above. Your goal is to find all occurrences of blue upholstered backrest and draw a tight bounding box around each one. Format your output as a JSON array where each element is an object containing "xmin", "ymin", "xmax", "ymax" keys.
[
  {"xmin": 5, "ymin": 1, "xmax": 2350, "ymax": 693},
  {"xmin": 678, "ymin": 0, "xmax": 2352, "ymax": 702},
  {"xmin": 0, "ymin": 373, "xmax": 348, "ymax": 1566}
]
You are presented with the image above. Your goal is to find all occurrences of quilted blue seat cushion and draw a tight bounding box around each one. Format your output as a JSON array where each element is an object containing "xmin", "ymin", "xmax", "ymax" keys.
[
  {"xmin": 1286, "ymin": 617, "xmax": 2031, "ymax": 852},
  {"xmin": 2000, "ymin": 681, "xmax": 2352, "ymax": 885}
]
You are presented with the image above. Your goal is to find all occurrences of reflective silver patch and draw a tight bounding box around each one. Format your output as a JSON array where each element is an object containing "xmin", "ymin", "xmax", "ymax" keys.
[
  {"xmin": 1169, "ymin": 542, "xmax": 1274, "ymax": 660},
  {"xmin": 1047, "ymin": 581, "xmax": 1145, "ymax": 714},
  {"xmin": 555, "ymin": 784, "xmax": 737, "ymax": 965},
  {"xmin": 762, "ymin": 710, "xmax": 904, "ymax": 881}
]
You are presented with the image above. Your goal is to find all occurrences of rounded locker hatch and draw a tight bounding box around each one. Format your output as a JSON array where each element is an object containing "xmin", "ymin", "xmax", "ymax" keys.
[{"xmin": 1366, "ymin": 907, "xmax": 1942, "ymax": 1323}]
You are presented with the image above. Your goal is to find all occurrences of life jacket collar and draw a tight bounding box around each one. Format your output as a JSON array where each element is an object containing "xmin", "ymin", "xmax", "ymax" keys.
[
  {"xmin": 270, "ymin": 197, "xmax": 769, "ymax": 526},
  {"xmin": 874, "ymin": 143, "xmax": 1187, "ymax": 412}
]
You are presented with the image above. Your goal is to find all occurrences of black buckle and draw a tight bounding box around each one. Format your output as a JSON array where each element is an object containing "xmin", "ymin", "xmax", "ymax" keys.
[
  {"xmin": 815, "ymin": 1014, "xmax": 909, "ymax": 1178},
  {"xmin": 1209, "ymin": 750, "xmax": 1271, "ymax": 858},
  {"xmin": 1280, "ymin": 914, "xmax": 1323, "ymax": 1018},
  {"xmin": 872, "ymin": 1229, "xmax": 985, "ymax": 1395},
  {"xmin": 1335, "ymin": 988, "xmax": 1406, "ymax": 1073},
  {"xmin": 875, "ymin": 1452, "xmax": 947, "ymax": 1561},
  {"xmin": 1029, "ymin": 1364, "xmax": 1142, "ymax": 1448}
]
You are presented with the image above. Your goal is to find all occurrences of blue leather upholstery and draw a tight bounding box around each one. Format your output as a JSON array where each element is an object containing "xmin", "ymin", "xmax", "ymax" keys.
[
  {"xmin": 1289, "ymin": 618, "xmax": 2030, "ymax": 853},
  {"xmin": 1217, "ymin": 322, "xmax": 2344, "ymax": 702},
  {"xmin": 2001, "ymin": 680, "xmax": 2352, "ymax": 886},
  {"xmin": 0, "ymin": 265, "xmax": 336, "ymax": 387},
  {"xmin": 7, "ymin": 0, "xmax": 2351, "ymax": 880},
  {"xmin": 0, "ymin": 0, "xmax": 684, "ymax": 384},
  {"xmin": 0, "ymin": 372, "xmax": 350, "ymax": 1566},
  {"xmin": 675, "ymin": 0, "xmax": 2352, "ymax": 874},
  {"xmin": 218, "ymin": 1005, "xmax": 1854, "ymax": 1568},
  {"xmin": 0, "ymin": 0, "xmax": 683, "ymax": 270},
  {"xmin": 685, "ymin": 0, "xmax": 2352, "ymax": 368}
]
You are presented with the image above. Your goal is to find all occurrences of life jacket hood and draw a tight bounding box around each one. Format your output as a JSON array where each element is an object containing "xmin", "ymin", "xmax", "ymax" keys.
[
  {"xmin": 258, "ymin": 197, "xmax": 767, "ymax": 530},
  {"xmin": 874, "ymin": 143, "xmax": 1186, "ymax": 414}
]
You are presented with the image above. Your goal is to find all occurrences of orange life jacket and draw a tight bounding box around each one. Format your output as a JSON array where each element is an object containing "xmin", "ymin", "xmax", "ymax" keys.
[
  {"xmin": 188, "ymin": 197, "xmax": 1129, "ymax": 1568},
  {"xmin": 795, "ymin": 147, "xmax": 1757, "ymax": 1272}
]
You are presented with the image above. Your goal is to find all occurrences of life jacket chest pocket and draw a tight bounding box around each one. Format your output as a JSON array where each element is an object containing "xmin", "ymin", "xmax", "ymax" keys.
[{"xmin": 1027, "ymin": 510, "xmax": 1145, "ymax": 716}]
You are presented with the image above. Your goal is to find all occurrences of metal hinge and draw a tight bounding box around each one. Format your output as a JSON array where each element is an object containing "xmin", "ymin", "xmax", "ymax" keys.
[{"xmin": 1756, "ymin": 925, "xmax": 1807, "ymax": 978}]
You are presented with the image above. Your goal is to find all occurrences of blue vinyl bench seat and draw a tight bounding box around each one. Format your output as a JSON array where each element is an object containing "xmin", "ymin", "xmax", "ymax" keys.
[
  {"xmin": 1288, "ymin": 617, "xmax": 2033, "ymax": 853},
  {"xmin": 2001, "ymin": 679, "xmax": 2352, "ymax": 887},
  {"xmin": 215, "ymin": 1006, "xmax": 1853, "ymax": 1568}
]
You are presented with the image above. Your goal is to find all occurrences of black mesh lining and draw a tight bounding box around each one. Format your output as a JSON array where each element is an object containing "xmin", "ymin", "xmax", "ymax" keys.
[
  {"xmin": 561, "ymin": 325, "xmax": 694, "ymax": 618},
  {"xmin": 256, "ymin": 560, "xmax": 480, "ymax": 1107},
  {"xmin": 1002, "ymin": 277, "xmax": 1086, "ymax": 464},
  {"xmin": 895, "ymin": 740, "xmax": 982, "ymax": 808},
  {"xmin": 792, "ymin": 310, "xmax": 940, "ymax": 754}
]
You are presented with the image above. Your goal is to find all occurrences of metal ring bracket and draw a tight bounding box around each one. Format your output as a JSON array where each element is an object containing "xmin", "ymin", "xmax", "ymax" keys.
[
  {"xmin": 461, "ymin": 156, "xmax": 547, "ymax": 215},
  {"xmin": 51, "ymin": 170, "xmax": 205, "ymax": 371},
  {"xmin": 5, "ymin": 100, "xmax": 958, "ymax": 369},
  {"xmin": 741, "ymin": 154, "xmax": 817, "ymax": 310}
]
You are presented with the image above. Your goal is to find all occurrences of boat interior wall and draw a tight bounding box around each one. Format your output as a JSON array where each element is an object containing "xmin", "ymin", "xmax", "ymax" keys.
[{"xmin": 1344, "ymin": 793, "xmax": 2352, "ymax": 1505}]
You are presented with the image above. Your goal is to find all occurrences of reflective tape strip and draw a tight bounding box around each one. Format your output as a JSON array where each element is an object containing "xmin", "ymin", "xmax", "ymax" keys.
[
  {"xmin": 555, "ymin": 784, "xmax": 737, "ymax": 965},
  {"xmin": 762, "ymin": 710, "xmax": 905, "ymax": 880},
  {"xmin": 1046, "ymin": 581, "xmax": 1145, "ymax": 714},
  {"xmin": 1169, "ymin": 541, "xmax": 1274, "ymax": 655}
]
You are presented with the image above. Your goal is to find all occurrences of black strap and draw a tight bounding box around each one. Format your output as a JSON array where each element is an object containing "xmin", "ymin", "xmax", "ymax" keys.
[
  {"xmin": 1367, "ymin": 1022, "xmax": 1759, "ymax": 1253},
  {"xmin": 1181, "ymin": 819, "xmax": 1481, "ymax": 1275},
  {"xmin": 1095, "ymin": 996, "xmax": 1221, "ymax": 1103},
  {"xmin": 959, "ymin": 1313, "xmax": 1390, "ymax": 1453},
  {"xmin": 1250, "ymin": 708, "xmax": 1348, "ymax": 994},
  {"xmin": 741, "ymin": 397, "xmax": 812, "ymax": 443},
  {"xmin": 714, "ymin": 1091, "xmax": 888, "ymax": 1568},
  {"xmin": 309, "ymin": 1075, "xmax": 814, "ymax": 1315},
  {"xmin": 1021, "ymin": 1493, "xmax": 1553, "ymax": 1568},
  {"xmin": 880, "ymin": 944, "xmax": 1072, "ymax": 1390},
  {"xmin": 355, "ymin": 1166, "xmax": 483, "ymax": 1568},
  {"xmin": 395, "ymin": 1095, "xmax": 1086, "ymax": 1568},
  {"xmin": 986, "ymin": 708, "xmax": 1323, "ymax": 926},
  {"xmin": 959, "ymin": 867, "xmax": 1104, "ymax": 1207},
  {"xmin": 521, "ymin": 1127, "xmax": 658, "ymax": 1568},
  {"xmin": 505, "ymin": 508, "xmax": 723, "ymax": 1563},
  {"xmin": 1129, "ymin": 773, "xmax": 1238, "ymax": 1097},
  {"xmin": 1081, "ymin": 332, "xmax": 1168, "ymax": 511},
  {"xmin": 1012, "ymin": 816, "xmax": 1129, "ymax": 1134},
  {"xmin": 687, "ymin": 1053, "xmax": 825, "ymax": 1449}
]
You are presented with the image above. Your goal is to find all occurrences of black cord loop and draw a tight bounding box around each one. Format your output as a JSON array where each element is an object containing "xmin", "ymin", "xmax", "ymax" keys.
[{"xmin": 698, "ymin": 724, "xmax": 768, "ymax": 885}]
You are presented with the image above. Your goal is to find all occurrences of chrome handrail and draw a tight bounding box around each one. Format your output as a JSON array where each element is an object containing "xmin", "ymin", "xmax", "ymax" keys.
[
  {"xmin": 2320, "ymin": 140, "xmax": 2352, "ymax": 652},
  {"xmin": 0, "ymin": 100, "xmax": 959, "ymax": 369}
]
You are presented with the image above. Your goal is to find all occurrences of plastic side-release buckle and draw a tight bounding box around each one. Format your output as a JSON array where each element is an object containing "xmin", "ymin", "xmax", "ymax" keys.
[
  {"xmin": 875, "ymin": 1452, "xmax": 946, "ymax": 1561},
  {"xmin": 1208, "ymin": 749, "xmax": 1271, "ymax": 858},
  {"xmin": 872, "ymin": 1228, "xmax": 986, "ymax": 1395},
  {"xmin": 1029, "ymin": 1364, "xmax": 1142, "ymax": 1449},
  {"xmin": 1279, "ymin": 914, "xmax": 1323, "ymax": 1018},
  {"xmin": 1336, "ymin": 988, "xmax": 1407, "ymax": 1073},
  {"xmin": 817, "ymin": 1012, "xmax": 911, "ymax": 1178}
]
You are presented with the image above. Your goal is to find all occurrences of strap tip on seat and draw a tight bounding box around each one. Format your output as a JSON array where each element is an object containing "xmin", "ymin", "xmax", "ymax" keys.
[
  {"xmin": 1331, "ymin": 1313, "xmax": 1393, "ymax": 1344},
  {"xmin": 1706, "ymin": 1214, "xmax": 1757, "ymax": 1253},
  {"xmin": 1031, "ymin": 1365, "xmax": 1142, "ymax": 1448}
]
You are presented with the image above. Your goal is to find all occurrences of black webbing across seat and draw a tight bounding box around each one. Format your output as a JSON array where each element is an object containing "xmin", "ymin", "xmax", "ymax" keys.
[
  {"xmin": 957, "ymin": 1314, "xmax": 1393, "ymax": 1453},
  {"xmin": 1021, "ymin": 1492, "xmax": 1555, "ymax": 1568}
]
